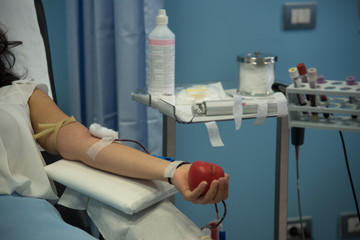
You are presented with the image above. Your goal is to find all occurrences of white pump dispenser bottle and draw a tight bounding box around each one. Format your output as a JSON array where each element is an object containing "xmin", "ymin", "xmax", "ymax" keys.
[{"xmin": 148, "ymin": 9, "xmax": 175, "ymax": 97}]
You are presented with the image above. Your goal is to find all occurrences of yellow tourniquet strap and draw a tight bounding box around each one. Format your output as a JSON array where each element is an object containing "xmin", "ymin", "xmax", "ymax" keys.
[{"xmin": 33, "ymin": 116, "xmax": 76, "ymax": 151}]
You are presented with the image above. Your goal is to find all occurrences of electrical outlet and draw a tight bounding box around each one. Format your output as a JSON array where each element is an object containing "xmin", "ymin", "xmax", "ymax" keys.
[
  {"xmin": 283, "ymin": 2, "xmax": 317, "ymax": 30},
  {"xmin": 287, "ymin": 217, "xmax": 312, "ymax": 240},
  {"xmin": 340, "ymin": 212, "xmax": 360, "ymax": 238}
]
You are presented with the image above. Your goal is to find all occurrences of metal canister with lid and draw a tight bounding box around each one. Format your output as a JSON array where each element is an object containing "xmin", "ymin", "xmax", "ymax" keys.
[{"xmin": 236, "ymin": 52, "xmax": 277, "ymax": 96}]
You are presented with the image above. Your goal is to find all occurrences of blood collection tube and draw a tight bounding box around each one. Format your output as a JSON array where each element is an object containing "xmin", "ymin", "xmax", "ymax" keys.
[
  {"xmin": 346, "ymin": 76, "xmax": 358, "ymax": 119},
  {"xmin": 297, "ymin": 63, "xmax": 311, "ymax": 100},
  {"xmin": 209, "ymin": 222, "xmax": 218, "ymax": 240},
  {"xmin": 308, "ymin": 68, "xmax": 318, "ymax": 121},
  {"xmin": 316, "ymin": 75, "xmax": 329, "ymax": 118},
  {"xmin": 289, "ymin": 67, "xmax": 306, "ymax": 106},
  {"xmin": 297, "ymin": 63, "xmax": 309, "ymax": 83}
]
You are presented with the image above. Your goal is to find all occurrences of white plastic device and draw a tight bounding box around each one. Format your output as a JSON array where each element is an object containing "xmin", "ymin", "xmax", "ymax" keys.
[{"xmin": 287, "ymin": 80, "xmax": 360, "ymax": 132}]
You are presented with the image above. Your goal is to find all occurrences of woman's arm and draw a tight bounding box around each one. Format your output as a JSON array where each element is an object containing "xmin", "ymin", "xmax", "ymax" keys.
[{"xmin": 29, "ymin": 88, "xmax": 228, "ymax": 204}]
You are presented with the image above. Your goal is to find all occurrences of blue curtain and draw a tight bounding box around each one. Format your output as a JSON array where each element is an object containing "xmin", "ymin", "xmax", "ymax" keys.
[{"xmin": 66, "ymin": 0, "xmax": 163, "ymax": 155}]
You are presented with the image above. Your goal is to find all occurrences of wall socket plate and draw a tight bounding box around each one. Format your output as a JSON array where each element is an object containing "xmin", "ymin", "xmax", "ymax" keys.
[
  {"xmin": 283, "ymin": 2, "xmax": 317, "ymax": 30},
  {"xmin": 287, "ymin": 216, "xmax": 312, "ymax": 240},
  {"xmin": 339, "ymin": 212, "xmax": 360, "ymax": 238}
]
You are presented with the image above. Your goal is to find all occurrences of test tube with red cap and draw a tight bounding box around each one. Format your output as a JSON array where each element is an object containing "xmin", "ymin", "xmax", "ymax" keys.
[
  {"xmin": 297, "ymin": 63, "xmax": 309, "ymax": 83},
  {"xmin": 346, "ymin": 76, "xmax": 358, "ymax": 119},
  {"xmin": 297, "ymin": 63, "xmax": 311, "ymax": 100}
]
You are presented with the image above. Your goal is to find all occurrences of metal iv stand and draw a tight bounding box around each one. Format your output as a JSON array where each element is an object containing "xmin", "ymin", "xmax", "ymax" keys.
[{"xmin": 132, "ymin": 92, "xmax": 290, "ymax": 240}]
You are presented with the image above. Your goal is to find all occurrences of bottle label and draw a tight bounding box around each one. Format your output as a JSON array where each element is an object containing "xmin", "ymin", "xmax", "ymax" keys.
[
  {"xmin": 148, "ymin": 39, "xmax": 175, "ymax": 96},
  {"xmin": 149, "ymin": 39, "xmax": 175, "ymax": 45}
]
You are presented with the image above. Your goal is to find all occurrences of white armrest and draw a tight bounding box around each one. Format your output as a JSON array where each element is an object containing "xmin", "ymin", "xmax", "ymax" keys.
[{"xmin": 45, "ymin": 160, "xmax": 177, "ymax": 215}]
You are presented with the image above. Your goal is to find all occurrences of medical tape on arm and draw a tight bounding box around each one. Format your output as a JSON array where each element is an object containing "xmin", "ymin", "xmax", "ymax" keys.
[
  {"xmin": 164, "ymin": 161, "xmax": 190, "ymax": 184},
  {"xmin": 33, "ymin": 116, "xmax": 76, "ymax": 151},
  {"xmin": 87, "ymin": 136, "xmax": 115, "ymax": 160}
]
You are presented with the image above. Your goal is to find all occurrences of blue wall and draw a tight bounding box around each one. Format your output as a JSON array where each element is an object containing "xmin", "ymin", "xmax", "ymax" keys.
[
  {"xmin": 165, "ymin": 1, "xmax": 360, "ymax": 239},
  {"xmin": 43, "ymin": 0, "xmax": 360, "ymax": 239}
]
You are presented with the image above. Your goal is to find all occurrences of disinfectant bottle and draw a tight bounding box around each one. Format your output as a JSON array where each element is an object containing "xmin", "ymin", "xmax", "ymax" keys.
[{"xmin": 148, "ymin": 9, "xmax": 175, "ymax": 97}]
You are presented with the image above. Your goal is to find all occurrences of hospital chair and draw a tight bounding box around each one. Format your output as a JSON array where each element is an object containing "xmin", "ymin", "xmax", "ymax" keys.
[
  {"xmin": 1, "ymin": 1, "xmax": 203, "ymax": 239},
  {"xmin": 0, "ymin": 0, "xmax": 93, "ymax": 234}
]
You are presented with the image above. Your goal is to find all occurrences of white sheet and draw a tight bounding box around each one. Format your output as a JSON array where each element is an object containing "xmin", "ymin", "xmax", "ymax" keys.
[{"xmin": 87, "ymin": 199, "xmax": 203, "ymax": 240}]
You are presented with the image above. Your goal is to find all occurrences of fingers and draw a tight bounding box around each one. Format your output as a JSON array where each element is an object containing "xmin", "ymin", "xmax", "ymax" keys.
[
  {"xmin": 189, "ymin": 176, "xmax": 229, "ymax": 205},
  {"xmin": 181, "ymin": 181, "xmax": 208, "ymax": 202},
  {"xmin": 201, "ymin": 177, "xmax": 228, "ymax": 204}
]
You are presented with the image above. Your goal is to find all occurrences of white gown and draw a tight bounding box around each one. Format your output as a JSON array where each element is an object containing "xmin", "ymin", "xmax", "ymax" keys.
[
  {"xmin": 0, "ymin": 79, "xmax": 204, "ymax": 239},
  {"xmin": 0, "ymin": 79, "xmax": 58, "ymax": 200}
]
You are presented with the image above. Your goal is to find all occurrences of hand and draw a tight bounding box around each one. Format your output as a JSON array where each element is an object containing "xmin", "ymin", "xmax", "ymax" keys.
[{"xmin": 172, "ymin": 163, "xmax": 229, "ymax": 204}]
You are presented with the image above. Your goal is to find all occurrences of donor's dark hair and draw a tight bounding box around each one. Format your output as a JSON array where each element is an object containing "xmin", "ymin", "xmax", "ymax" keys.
[{"xmin": 0, "ymin": 26, "xmax": 22, "ymax": 87}]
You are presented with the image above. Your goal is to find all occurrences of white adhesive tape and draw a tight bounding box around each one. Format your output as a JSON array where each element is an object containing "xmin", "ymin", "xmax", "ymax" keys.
[
  {"xmin": 163, "ymin": 161, "xmax": 184, "ymax": 178},
  {"xmin": 233, "ymin": 95, "xmax": 243, "ymax": 130},
  {"xmin": 87, "ymin": 137, "xmax": 114, "ymax": 160},
  {"xmin": 274, "ymin": 92, "xmax": 288, "ymax": 117},
  {"xmin": 254, "ymin": 101, "xmax": 268, "ymax": 125},
  {"xmin": 204, "ymin": 121, "xmax": 224, "ymax": 147}
]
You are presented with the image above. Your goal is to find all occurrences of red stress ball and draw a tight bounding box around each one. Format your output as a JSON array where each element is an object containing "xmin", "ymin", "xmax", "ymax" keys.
[{"xmin": 188, "ymin": 161, "xmax": 225, "ymax": 194}]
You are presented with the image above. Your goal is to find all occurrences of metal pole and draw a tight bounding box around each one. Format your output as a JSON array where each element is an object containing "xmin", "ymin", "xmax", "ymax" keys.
[
  {"xmin": 162, "ymin": 116, "xmax": 176, "ymax": 159},
  {"xmin": 163, "ymin": 116, "xmax": 176, "ymax": 203},
  {"xmin": 274, "ymin": 116, "xmax": 289, "ymax": 240}
]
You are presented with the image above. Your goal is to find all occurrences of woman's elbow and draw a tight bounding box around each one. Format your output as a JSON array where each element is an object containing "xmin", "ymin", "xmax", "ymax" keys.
[{"xmin": 56, "ymin": 122, "xmax": 98, "ymax": 161}]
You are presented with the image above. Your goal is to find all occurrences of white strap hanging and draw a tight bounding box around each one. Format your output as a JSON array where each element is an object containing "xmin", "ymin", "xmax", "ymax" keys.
[
  {"xmin": 204, "ymin": 121, "xmax": 224, "ymax": 147},
  {"xmin": 254, "ymin": 101, "xmax": 268, "ymax": 125},
  {"xmin": 233, "ymin": 95, "xmax": 243, "ymax": 130}
]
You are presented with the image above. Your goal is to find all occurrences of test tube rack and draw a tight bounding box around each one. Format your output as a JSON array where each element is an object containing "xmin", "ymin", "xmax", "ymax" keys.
[{"xmin": 286, "ymin": 80, "xmax": 360, "ymax": 132}]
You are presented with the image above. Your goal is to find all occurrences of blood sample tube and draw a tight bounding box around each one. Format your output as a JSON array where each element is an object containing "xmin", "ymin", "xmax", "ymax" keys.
[
  {"xmin": 289, "ymin": 67, "xmax": 306, "ymax": 106},
  {"xmin": 346, "ymin": 76, "xmax": 358, "ymax": 119},
  {"xmin": 308, "ymin": 68, "xmax": 318, "ymax": 121},
  {"xmin": 297, "ymin": 63, "xmax": 309, "ymax": 83},
  {"xmin": 316, "ymin": 75, "xmax": 329, "ymax": 118}
]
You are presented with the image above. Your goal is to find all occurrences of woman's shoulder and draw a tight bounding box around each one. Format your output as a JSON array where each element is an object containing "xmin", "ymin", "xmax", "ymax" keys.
[
  {"xmin": 0, "ymin": 79, "xmax": 48, "ymax": 104},
  {"xmin": 12, "ymin": 79, "xmax": 48, "ymax": 91}
]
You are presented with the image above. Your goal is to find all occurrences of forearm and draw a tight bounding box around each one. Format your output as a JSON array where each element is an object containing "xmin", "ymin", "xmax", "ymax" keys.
[
  {"xmin": 55, "ymin": 123, "xmax": 170, "ymax": 181},
  {"xmin": 29, "ymin": 88, "xmax": 229, "ymax": 204},
  {"xmin": 83, "ymin": 142, "xmax": 170, "ymax": 181}
]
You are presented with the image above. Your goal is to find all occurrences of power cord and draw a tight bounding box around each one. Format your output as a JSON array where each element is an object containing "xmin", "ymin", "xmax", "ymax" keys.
[
  {"xmin": 291, "ymin": 127, "xmax": 306, "ymax": 240},
  {"xmin": 295, "ymin": 147, "xmax": 305, "ymax": 240},
  {"xmin": 339, "ymin": 131, "xmax": 360, "ymax": 222}
]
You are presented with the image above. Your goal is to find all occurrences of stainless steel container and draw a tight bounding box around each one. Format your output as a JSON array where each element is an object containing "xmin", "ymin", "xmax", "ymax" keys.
[{"xmin": 237, "ymin": 52, "xmax": 277, "ymax": 96}]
